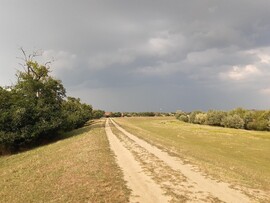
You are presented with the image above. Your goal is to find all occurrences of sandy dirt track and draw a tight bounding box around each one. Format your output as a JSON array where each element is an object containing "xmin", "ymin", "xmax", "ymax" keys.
[
  {"xmin": 105, "ymin": 119, "xmax": 169, "ymax": 203},
  {"xmin": 106, "ymin": 118, "xmax": 251, "ymax": 202}
]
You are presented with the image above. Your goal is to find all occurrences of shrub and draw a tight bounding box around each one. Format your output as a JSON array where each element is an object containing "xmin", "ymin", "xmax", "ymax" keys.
[
  {"xmin": 178, "ymin": 115, "xmax": 189, "ymax": 122},
  {"xmin": 111, "ymin": 112, "xmax": 122, "ymax": 117},
  {"xmin": 61, "ymin": 97, "xmax": 92, "ymax": 131},
  {"xmin": 194, "ymin": 113, "xmax": 207, "ymax": 124},
  {"xmin": 221, "ymin": 115, "xmax": 244, "ymax": 129},
  {"xmin": 175, "ymin": 111, "xmax": 189, "ymax": 122},
  {"xmin": 189, "ymin": 111, "xmax": 202, "ymax": 123},
  {"xmin": 92, "ymin": 110, "xmax": 105, "ymax": 119},
  {"xmin": 206, "ymin": 110, "xmax": 227, "ymax": 126},
  {"xmin": 243, "ymin": 111, "xmax": 255, "ymax": 129}
]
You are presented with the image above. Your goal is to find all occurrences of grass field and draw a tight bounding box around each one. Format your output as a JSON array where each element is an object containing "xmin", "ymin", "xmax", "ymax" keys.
[
  {"xmin": 114, "ymin": 117, "xmax": 270, "ymax": 193},
  {"xmin": 0, "ymin": 120, "xmax": 130, "ymax": 203}
]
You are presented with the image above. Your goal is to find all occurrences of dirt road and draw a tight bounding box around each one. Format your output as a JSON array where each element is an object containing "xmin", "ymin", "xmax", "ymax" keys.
[{"xmin": 106, "ymin": 118, "xmax": 251, "ymax": 202}]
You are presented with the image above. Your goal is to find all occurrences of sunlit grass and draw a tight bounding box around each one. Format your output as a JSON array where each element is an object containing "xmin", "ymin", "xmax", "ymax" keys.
[
  {"xmin": 0, "ymin": 120, "xmax": 130, "ymax": 203},
  {"xmin": 114, "ymin": 117, "xmax": 270, "ymax": 192}
]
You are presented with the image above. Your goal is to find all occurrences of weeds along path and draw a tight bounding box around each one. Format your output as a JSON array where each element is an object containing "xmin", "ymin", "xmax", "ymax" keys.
[
  {"xmin": 105, "ymin": 119, "xmax": 170, "ymax": 203},
  {"xmin": 110, "ymin": 118, "xmax": 251, "ymax": 203}
]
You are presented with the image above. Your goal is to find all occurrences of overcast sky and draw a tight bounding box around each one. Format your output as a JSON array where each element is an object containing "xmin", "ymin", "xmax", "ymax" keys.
[{"xmin": 1, "ymin": 0, "xmax": 270, "ymax": 112}]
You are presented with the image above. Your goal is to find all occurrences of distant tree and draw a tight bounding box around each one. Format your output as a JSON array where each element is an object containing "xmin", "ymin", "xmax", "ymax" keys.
[
  {"xmin": 174, "ymin": 110, "xmax": 188, "ymax": 122},
  {"xmin": 221, "ymin": 115, "xmax": 244, "ymax": 129},
  {"xmin": 206, "ymin": 110, "xmax": 227, "ymax": 126},
  {"xmin": 194, "ymin": 113, "xmax": 207, "ymax": 124},
  {"xmin": 251, "ymin": 110, "xmax": 270, "ymax": 131},
  {"xmin": 243, "ymin": 111, "xmax": 255, "ymax": 129},
  {"xmin": 189, "ymin": 110, "xmax": 202, "ymax": 123},
  {"xmin": 178, "ymin": 115, "xmax": 189, "ymax": 122},
  {"xmin": 92, "ymin": 109, "xmax": 105, "ymax": 119},
  {"xmin": 228, "ymin": 107, "xmax": 246, "ymax": 118},
  {"xmin": 111, "ymin": 112, "xmax": 122, "ymax": 117}
]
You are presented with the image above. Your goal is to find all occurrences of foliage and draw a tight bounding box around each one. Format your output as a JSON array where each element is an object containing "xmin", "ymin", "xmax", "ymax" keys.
[
  {"xmin": 221, "ymin": 115, "xmax": 245, "ymax": 129},
  {"xmin": 194, "ymin": 113, "xmax": 207, "ymax": 124},
  {"xmin": 228, "ymin": 107, "xmax": 247, "ymax": 118},
  {"xmin": 92, "ymin": 109, "xmax": 105, "ymax": 119},
  {"xmin": 246, "ymin": 110, "xmax": 270, "ymax": 131},
  {"xmin": 206, "ymin": 110, "xmax": 227, "ymax": 126},
  {"xmin": 126, "ymin": 112, "xmax": 156, "ymax": 117},
  {"xmin": 61, "ymin": 97, "xmax": 93, "ymax": 131},
  {"xmin": 175, "ymin": 111, "xmax": 189, "ymax": 122},
  {"xmin": 188, "ymin": 110, "xmax": 202, "ymax": 123},
  {"xmin": 0, "ymin": 50, "xmax": 92, "ymax": 154},
  {"xmin": 178, "ymin": 115, "xmax": 189, "ymax": 122},
  {"xmin": 111, "ymin": 112, "xmax": 122, "ymax": 117},
  {"xmin": 183, "ymin": 108, "xmax": 270, "ymax": 132}
]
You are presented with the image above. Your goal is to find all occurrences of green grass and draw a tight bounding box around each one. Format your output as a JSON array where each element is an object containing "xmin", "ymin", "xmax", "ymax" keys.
[
  {"xmin": 114, "ymin": 117, "xmax": 270, "ymax": 192},
  {"xmin": 0, "ymin": 120, "xmax": 130, "ymax": 203}
]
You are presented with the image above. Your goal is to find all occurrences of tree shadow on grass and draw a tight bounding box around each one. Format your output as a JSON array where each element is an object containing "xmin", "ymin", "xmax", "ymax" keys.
[
  {"xmin": 2, "ymin": 119, "xmax": 105, "ymax": 156},
  {"xmin": 58, "ymin": 120, "xmax": 105, "ymax": 139}
]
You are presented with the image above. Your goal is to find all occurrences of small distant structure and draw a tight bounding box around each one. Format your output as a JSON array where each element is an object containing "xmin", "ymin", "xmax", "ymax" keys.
[{"xmin": 104, "ymin": 112, "xmax": 112, "ymax": 118}]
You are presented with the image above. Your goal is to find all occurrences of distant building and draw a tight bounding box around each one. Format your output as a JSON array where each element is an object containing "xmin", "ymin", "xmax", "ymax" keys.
[{"xmin": 104, "ymin": 112, "xmax": 112, "ymax": 117}]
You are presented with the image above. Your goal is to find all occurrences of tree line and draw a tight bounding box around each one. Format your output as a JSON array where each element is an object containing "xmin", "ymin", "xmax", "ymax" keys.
[
  {"xmin": 0, "ymin": 50, "xmax": 100, "ymax": 154},
  {"xmin": 176, "ymin": 108, "xmax": 270, "ymax": 131},
  {"xmin": 121, "ymin": 112, "xmax": 173, "ymax": 117}
]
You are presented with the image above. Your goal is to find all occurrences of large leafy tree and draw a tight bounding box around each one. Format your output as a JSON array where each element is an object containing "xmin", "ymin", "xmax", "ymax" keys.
[
  {"xmin": 0, "ymin": 49, "xmax": 93, "ymax": 154},
  {"xmin": 1, "ymin": 50, "xmax": 66, "ymax": 151}
]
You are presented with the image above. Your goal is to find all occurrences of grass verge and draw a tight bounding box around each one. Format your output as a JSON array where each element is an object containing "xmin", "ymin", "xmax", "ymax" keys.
[
  {"xmin": 0, "ymin": 119, "xmax": 130, "ymax": 203},
  {"xmin": 114, "ymin": 117, "xmax": 270, "ymax": 194}
]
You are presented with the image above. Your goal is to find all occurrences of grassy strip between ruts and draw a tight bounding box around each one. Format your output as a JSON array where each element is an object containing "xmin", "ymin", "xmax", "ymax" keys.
[
  {"xmin": 0, "ymin": 119, "xmax": 130, "ymax": 203},
  {"xmin": 113, "ymin": 117, "xmax": 270, "ymax": 195}
]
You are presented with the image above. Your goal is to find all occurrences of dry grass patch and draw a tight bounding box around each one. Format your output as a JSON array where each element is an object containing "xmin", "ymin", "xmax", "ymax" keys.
[{"xmin": 0, "ymin": 120, "xmax": 130, "ymax": 203}]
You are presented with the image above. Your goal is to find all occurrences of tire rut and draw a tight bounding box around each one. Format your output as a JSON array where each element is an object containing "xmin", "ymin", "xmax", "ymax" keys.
[
  {"xmin": 105, "ymin": 119, "xmax": 170, "ymax": 203},
  {"xmin": 110, "ymin": 118, "xmax": 251, "ymax": 203},
  {"xmin": 110, "ymin": 120, "xmax": 221, "ymax": 202}
]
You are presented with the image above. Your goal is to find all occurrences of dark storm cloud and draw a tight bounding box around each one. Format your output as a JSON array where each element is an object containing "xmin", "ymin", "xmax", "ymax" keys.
[{"xmin": 1, "ymin": 0, "xmax": 270, "ymax": 111}]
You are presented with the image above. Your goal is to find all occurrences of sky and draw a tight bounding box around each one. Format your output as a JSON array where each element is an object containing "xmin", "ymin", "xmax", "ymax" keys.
[{"xmin": 1, "ymin": 0, "xmax": 270, "ymax": 112}]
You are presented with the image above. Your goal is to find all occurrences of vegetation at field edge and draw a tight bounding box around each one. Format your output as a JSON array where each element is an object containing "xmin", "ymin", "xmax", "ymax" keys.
[{"xmin": 0, "ymin": 120, "xmax": 130, "ymax": 203}]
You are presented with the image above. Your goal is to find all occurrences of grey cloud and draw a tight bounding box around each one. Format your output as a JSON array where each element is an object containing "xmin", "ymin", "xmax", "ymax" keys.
[{"xmin": 1, "ymin": 0, "xmax": 270, "ymax": 111}]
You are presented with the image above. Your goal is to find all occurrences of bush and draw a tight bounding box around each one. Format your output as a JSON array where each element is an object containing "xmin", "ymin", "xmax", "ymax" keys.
[
  {"xmin": 92, "ymin": 110, "xmax": 105, "ymax": 119},
  {"xmin": 206, "ymin": 110, "xmax": 227, "ymax": 126},
  {"xmin": 61, "ymin": 97, "xmax": 92, "ymax": 131},
  {"xmin": 194, "ymin": 113, "xmax": 207, "ymax": 124},
  {"xmin": 175, "ymin": 111, "xmax": 189, "ymax": 122},
  {"xmin": 245, "ymin": 111, "xmax": 270, "ymax": 131},
  {"xmin": 111, "ymin": 112, "xmax": 122, "ymax": 117},
  {"xmin": 178, "ymin": 115, "xmax": 189, "ymax": 122},
  {"xmin": 221, "ymin": 115, "xmax": 244, "ymax": 129},
  {"xmin": 243, "ymin": 111, "xmax": 255, "ymax": 129},
  {"xmin": 189, "ymin": 111, "xmax": 202, "ymax": 123}
]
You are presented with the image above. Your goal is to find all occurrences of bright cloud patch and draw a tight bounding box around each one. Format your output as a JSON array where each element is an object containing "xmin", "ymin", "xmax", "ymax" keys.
[
  {"xmin": 246, "ymin": 47, "xmax": 270, "ymax": 64},
  {"xmin": 260, "ymin": 88, "xmax": 270, "ymax": 95},
  {"xmin": 148, "ymin": 37, "xmax": 172, "ymax": 55},
  {"xmin": 220, "ymin": 65, "xmax": 261, "ymax": 81}
]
